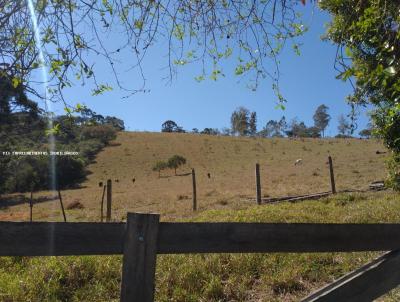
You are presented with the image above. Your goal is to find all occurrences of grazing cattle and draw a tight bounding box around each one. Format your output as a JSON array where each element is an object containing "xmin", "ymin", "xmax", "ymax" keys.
[
  {"xmin": 294, "ymin": 159, "xmax": 303, "ymax": 166},
  {"xmin": 132, "ymin": 178, "xmax": 136, "ymax": 183},
  {"xmin": 98, "ymin": 182, "xmax": 103, "ymax": 187},
  {"xmin": 115, "ymin": 179, "xmax": 119, "ymax": 183},
  {"xmin": 376, "ymin": 150, "xmax": 387, "ymax": 155},
  {"xmin": 207, "ymin": 173, "xmax": 211, "ymax": 179}
]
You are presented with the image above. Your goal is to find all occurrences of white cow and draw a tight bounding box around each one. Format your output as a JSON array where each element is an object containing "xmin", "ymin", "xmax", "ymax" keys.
[{"xmin": 294, "ymin": 159, "xmax": 303, "ymax": 166}]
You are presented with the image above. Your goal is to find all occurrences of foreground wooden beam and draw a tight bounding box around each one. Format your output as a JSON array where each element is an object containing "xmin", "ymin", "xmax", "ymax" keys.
[
  {"xmin": 302, "ymin": 250, "xmax": 400, "ymax": 302},
  {"xmin": 2, "ymin": 222, "xmax": 400, "ymax": 256},
  {"xmin": 158, "ymin": 223, "xmax": 400, "ymax": 254},
  {"xmin": 0, "ymin": 222, "xmax": 125, "ymax": 256}
]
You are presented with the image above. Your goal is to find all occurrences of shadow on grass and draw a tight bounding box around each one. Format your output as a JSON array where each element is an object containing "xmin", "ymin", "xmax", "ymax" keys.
[
  {"xmin": 176, "ymin": 172, "xmax": 191, "ymax": 177},
  {"xmin": 0, "ymin": 194, "xmax": 59, "ymax": 209}
]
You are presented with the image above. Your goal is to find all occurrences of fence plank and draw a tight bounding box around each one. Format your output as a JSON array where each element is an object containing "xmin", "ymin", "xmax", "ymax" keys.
[
  {"xmin": 2, "ymin": 222, "xmax": 400, "ymax": 256},
  {"xmin": 301, "ymin": 250, "xmax": 400, "ymax": 302},
  {"xmin": 0, "ymin": 222, "xmax": 125, "ymax": 256},
  {"xmin": 157, "ymin": 223, "xmax": 400, "ymax": 254},
  {"xmin": 120, "ymin": 213, "xmax": 159, "ymax": 302}
]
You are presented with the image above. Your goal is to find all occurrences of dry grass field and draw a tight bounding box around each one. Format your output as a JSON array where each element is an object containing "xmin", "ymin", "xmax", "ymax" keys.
[
  {"xmin": 2, "ymin": 132, "xmax": 400, "ymax": 301},
  {"xmin": 0, "ymin": 131, "xmax": 388, "ymax": 222}
]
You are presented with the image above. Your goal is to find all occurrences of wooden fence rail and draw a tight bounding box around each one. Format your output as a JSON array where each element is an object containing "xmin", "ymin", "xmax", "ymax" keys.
[{"xmin": 1, "ymin": 213, "xmax": 400, "ymax": 301}]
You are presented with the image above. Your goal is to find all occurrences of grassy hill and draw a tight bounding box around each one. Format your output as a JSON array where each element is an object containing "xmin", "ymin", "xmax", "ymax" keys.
[
  {"xmin": 0, "ymin": 131, "xmax": 388, "ymax": 221},
  {"xmin": 0, "ymin": 132, "xmax": 399, "ymax": 301}
]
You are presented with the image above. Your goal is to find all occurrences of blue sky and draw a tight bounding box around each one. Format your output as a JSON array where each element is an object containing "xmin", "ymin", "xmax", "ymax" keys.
[{"xmin": 44, "ymin": 4, "xmax": 371, "ymax": 136}]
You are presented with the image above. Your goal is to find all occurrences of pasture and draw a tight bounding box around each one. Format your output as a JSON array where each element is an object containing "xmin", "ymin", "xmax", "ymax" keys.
[
  {"xmin": 0, "ymin": 131, "xmax": 388, "ymax": 222},
  {"xmin": 1, "ymin": 132, "xmax": 399, "ymax": 301}
]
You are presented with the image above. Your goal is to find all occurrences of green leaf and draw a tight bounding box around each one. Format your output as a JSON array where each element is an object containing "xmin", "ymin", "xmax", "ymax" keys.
[
  {"xmin": 134, "ymin": 19, "xmax": 143, "ymax": 30},
  {"xmin": 384, "ymin": 66, "xmax": 396, "ymax": 76},
  {"xmin": 92, "ymin": 84, "xmax": 113, "ymax": 96},
  {"xmin": 45, "ymin": 123, "xmax": 60, "ymax": 136},
  {"xmin": 194, "ymin": 75, "xmax": 205, "ymax": 82},
  {"xmin": 11, "ymin": 77, "xmax": 21, "ymax": 88},
  {"xmin": 344, "ymin": 46, "xmax": 353, "ymax": 58},
  {"xmin": 275, "ymin": 104, "xmax": 286, "ymax": 110},
  {"xmin": 235, "ymin": 65, "xmax": 244, "ymax": 75}
]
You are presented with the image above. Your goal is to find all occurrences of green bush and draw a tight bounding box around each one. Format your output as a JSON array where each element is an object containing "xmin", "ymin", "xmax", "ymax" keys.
[
  {"xmin": 77, "ymin": 139, "xmax": 105, "ymax": 162},
  {"xmin": 152, "ymin": 161, "xmax": 168, "ymax": 177},
  {"xmin": 56, "ymin": 156, "xmax": 87, "ymax": 188},
  {"xmin": 167, "ymin": 155, "xmax": 187, "ymax": 175},
  {"xmin": 80, "ymin": 125, "xmax": 117, "ymax": 145}
]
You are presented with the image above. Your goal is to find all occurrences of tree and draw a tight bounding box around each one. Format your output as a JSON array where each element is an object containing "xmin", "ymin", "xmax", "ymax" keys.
[
  {"xmin": 167, "ymin": 155, "xmax": 187, "ymax": 175},
  {"xmin": 231, "ymin": 107, "xmax": 250, "ymax": 136},
  {"xmin": 80, "ymin": 125, "xmax": 117, "ymax": 145},
  {"xmin": 262, "ymin": 120, "xmax": 279, "ymax": 137},
  {"xmin": 220, "ymin": 127, "xmax": 232, "ymax": 136},
  {"xmin": 320, "ymin": 0, "xmax": 400, "ymax": 187},
  {"xmin": 152, "ymin": 161, "xmax": 167, "ymax": 178},
  {"xmin": 0, "ymin": 1, "xmax": 305, "ymax": 104},
  {"xmin": 161, "ymin": 120, "xmax": 184, "ymax": 133},
  {"xmin": 337, "ymin": 114, "xmax": 351, "ymax": 136},
  {"xmin": 104, "ymin": 116, "xmax": 125, "ymax": 131},
  {"xmin": 285, "ymin": 119, "xmax": 320, "ymax": 138},
  {"xmin": 259, "ymin": 116, "xmax": 286, "ymax": 138},
  {"xmin": 201, "ymin": 128, "xmax": 219, "ymax": 135},
  {"xmin": 313, "ymin": 105, "xmax": 331, "ymax": 137},
  {"xmin": 305, "ymin": 126, "xmax": 322, "ymax": 138},
  {"xmin": 359, "ymin": 129, "xmax": 372, "ymax": 139},
  {"xmin": 0, "ymin": 74, "xmax": 41, "ymax": 127},
  {"xmin": 249, "ymin": 112, "xmax": 257, "ymax": 136}
]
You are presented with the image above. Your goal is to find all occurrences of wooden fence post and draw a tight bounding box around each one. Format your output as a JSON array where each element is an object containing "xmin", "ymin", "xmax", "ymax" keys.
[
  {"xmin": 120, "ymin": 213, "xmax": 160, "ymax": 302},
  {"xmin": 29, "ymin": 190, "xmax": 33, "ymax": 222},
  {"xmin": 328, "ymin": 156, "xmax": 336, "ymax": 194},
  {"xmin": 255, "ymin": 163, "xmax": 262, "ymax": 205},
  {"xmin": 192, "ymin": 168, "xmax": 197, "ymax": 211},
  {"xmin": 106, "ymin": 179, "xmax": 112, "ymax": 222},
  {"xmin": 100, "ymin": 185, "xmax": 106, "ymax": 222},
  {"xmin": 57, "ymin": 189, "xmax": 67, "ymax": 222}
]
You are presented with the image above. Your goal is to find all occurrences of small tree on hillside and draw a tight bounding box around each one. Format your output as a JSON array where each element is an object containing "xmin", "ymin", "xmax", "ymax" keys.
[
  {"xmin": 249, "ymin": 111, "xmax": 257, "ymax": 136},
  {"xmin": 167, "ymin": 155, "xmax": 187, "ymax": 175},
  {"xmin": 152, "ymin": 161, "xmax": 167, "ymax": 178},
  {"xmin": 337, "ymin": 114, "xmax": 351, "ymax": 136},
  {"xmin": 161, "ymin": 120, "xmax": 185, "ymax": 133},
  {"xmin": 313, "ymin": 104, "xmax": 331, "ymax": 137},
  {"xmin": 230, "ymin": 107, "xmax": 250, "ymax": 136}
]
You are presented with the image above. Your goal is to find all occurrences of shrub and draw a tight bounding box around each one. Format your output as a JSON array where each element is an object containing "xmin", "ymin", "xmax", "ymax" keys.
[
  {"xmin": 152, "ymin": 161, "xmax": 168, "ymax": 177},
  {"xmin": 167, "ymin": 155, "xmax": 187, "ymax": 175},
  {"xmin": 56, "ymin": 156, "xmax": 86, "ymax": 188},
  {"xmin": 80, "ymin": 125, "xmax": 116, "ymax": 145}
]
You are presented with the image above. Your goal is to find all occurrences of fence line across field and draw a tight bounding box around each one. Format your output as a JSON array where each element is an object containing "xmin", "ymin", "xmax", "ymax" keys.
[{"xmin": 1, "ymin": 212, "xmax": 400, "ymax": 301}]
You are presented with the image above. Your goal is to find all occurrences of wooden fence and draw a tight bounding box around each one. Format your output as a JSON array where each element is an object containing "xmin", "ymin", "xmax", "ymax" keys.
[{"xmin": 1, "ymin": 212, "xmax": 400, "ymax": 301}]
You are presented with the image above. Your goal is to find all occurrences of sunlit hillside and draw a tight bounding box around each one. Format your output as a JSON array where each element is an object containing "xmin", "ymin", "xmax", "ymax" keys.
[{"xmin": 0, "ymin": 132, "xmax": 388, "ymax": 222}]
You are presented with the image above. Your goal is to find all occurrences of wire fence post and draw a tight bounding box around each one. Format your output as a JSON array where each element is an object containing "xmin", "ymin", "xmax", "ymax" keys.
[
  {"xmin": 328, "ymin": 156, "xmax": 336, "ymax": 194},
  {"xmin": 192, "ymin": 168, "xmax": 197, "ymax": 211},
  {"xmin": 106, "ymin": 179, "xmax": 112, "ymax": 222},
  {"xmin": 100, "ymin": 184, "xmax": 106, "ymax": 222},
  {"xmin": 57, "ymin": 189, "xmax": 67, "ymax": 222},
  {"xmin": 255, "ymin": 163, "xmax": 262, "ymax": 205}
]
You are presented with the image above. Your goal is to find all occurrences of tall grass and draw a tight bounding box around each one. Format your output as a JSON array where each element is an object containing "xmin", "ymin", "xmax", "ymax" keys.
[{"xmin": 1, "ymin": 191, "xmax": 399, "ymax": 301}]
